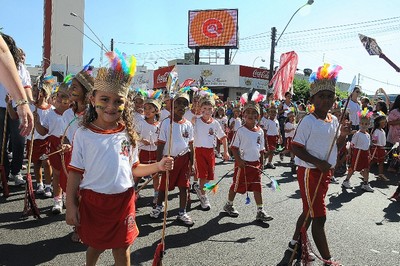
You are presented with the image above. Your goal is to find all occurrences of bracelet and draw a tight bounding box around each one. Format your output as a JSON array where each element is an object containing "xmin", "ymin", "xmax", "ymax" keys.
[{"xmin": 15, "ymin": 99, "xmax": 29, "ymax": 107}]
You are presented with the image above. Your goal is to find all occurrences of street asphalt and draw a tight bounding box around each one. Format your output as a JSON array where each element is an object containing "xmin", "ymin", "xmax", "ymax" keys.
[{"xmin": 0, "ymin": 156, "xmax": 399, "ymax": 266}]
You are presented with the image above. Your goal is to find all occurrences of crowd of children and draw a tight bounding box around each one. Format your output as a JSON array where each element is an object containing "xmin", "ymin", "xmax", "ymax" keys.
[{"xmin": 3, "ymin": 52, "xmax": 399, "ymax": 266}]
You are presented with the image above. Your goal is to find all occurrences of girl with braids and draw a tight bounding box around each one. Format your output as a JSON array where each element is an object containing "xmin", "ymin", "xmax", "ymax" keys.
[{"xmin": 65, "ymin": 52, "xmax": 173, "ymax": 266}]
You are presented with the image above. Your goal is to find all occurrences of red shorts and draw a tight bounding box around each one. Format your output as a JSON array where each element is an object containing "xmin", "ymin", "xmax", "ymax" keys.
[
  {"xmin": 285, "ymin": 137, "xmax": 293, "ymax": 151},
  {"xmin": 48, "ymin": 135, "xmax": 62, "ymax": 171},
  {"xmin": 370, "ymin": 146, "xmax": 385, "ymax": 164},
  {"xmin": 230, "ymin": 161, "xmax": 262, "ymax": 194},
  {"xmin": 78, "ymin": 188, "xmax": 139, "ymax": 250},
  {"xmin": 350, "ymin": 148, "xmax": 370, "ymax": 171},
  {"xmin": 228, "ymin": 131, "xmax": 235, "ymax": 143},
  {"xmin": 194, "ymin": 147, "xmax": 215, "ymax": 181},
  {"xmin": 266, "ymin": 135, "xmax": 279, "ymax": 151},
  {"xmin": 159, "ymin": 153, "xmax": 190, "ymax": 191},
  {"xmin": 139, "ymin": 149, "xmax": 157, "ymax": 164},
  {"xmin": 26, "ymin": 138, "xmax": 49, "ymax": 163},
  {"xmin": 59, "ymin": 150, "xmax": 71, "ymax": 192},
  {"xmin": 297, "ymin": 166, "xmax": 331, "ymax": 218}
]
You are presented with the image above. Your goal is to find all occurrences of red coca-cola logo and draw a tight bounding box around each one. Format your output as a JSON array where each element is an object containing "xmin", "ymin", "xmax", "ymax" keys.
[
  {"xmin": 157, "ymin": 72, "xmax": 169, "ymax": 84},
  {"xmin": 252, "ymin": 69, "xmax": 268, "ymax": 79}
]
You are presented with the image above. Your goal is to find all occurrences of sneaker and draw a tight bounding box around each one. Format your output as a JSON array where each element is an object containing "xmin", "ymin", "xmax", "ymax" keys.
[
  {"xmin": 256, "ymin": 209, "xmax": 274, "ymax": 222},
  {"xmin": 44, "ymin": 186, "xmax": 52, "ymax": 198},
  {"xmin": 341, "ymin": 180, "xmax": 352, "ymax": 189},
  {"xmin": 287, "ymin": 242, "xmax": 316, "ymax": 262},
  {"xmin": 199, "ymin": 195, "xmax": 211, "ymax": 210},
  {"xmin": 36, "ymin": 183, "xmax": 45, "ymax": 194},
  {"xmin": 9, "ymin": 173, "xmax": 25, "ymax": 186},
  {"xmin": 150, "ymin": 205, "xmax": 163, "ymax": 219},
  {"xmin": 52, "ymin": 198, "xmax": 63, "ymax": 214},
  {"xmin": 223, "ymin": 202, "xmax": 239, "ymax": 217},
  {"xmin": 177, "ymin": 212, "xmax": 194, "ymax": 226},
  {"xmin": 361, "ymin": 183, "xmax": 374, "ymax": 192},
  {"xmin": 193, "ymin": 182, "xmax": 202, "ymax": 199},
  {"xmin": 330, "ymin": 176, "xmax": 339, "ymax": 184},
  {"xmin": 190, "ymin": 182, "xmax": 198, "ymax": 193},
  {"xmin": 378, "ymin": 174, "xmax": 389, "ymax": 181},
  {"xmin": 265, "ymin": 163, "xmax": 276, "ymax": 169},
  {"xmin": 216, "ymin": 153, "xmax": 222, "ymax": 158}
]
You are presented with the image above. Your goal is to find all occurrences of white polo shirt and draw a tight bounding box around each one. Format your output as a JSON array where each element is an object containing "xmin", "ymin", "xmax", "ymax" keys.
[
  {"xmin": 61, "ymin": 108, "xmax": 84, "ymax": 143},
  {"xmin": 229, "ymin": 117, "xmax": 242, "ymax": 132},
  {"xmin": 193, "ymin": 117, "xmax": 226, "ymax": 148},
  {"xmin": 69, "ymin": 124, "xmax": 138, "ymax": 194},
  {"xmin": 27, "ymin": 104, "xmax": 53, "ymax": 140},
  {"xmin": 41, "ymin": 109, "xmax": 65, "ymax": 137},
  {"xmin": 285, "ymin": 122, "xmax": 296, "ymax": 138},
  {"xmin": 351, "ymin": 131, "xmax": 370, "ymax": 151},
  {"xmin": 158, "ymin": 117, "xmax": 193, "ymax": 157},
  {"xmin": 230, "ymin": 125, "xmax": 265, "ymax": 162},
  {"xmin": 264, "ymin": 118, "xmax": 280, "ymax": 136},
  {"xmin": 293, "ymin": 114, "xmax": 339, "ymax": 168},
  {"xmin": 371, "ymin": 128, "xmax": 386, "ymax": 147},
  {"xmin": 137, "ymin": 119, "xmax": 160, "ymax": 152}
]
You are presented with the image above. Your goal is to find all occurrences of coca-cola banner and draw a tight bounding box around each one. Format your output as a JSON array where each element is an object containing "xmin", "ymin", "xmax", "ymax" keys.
[
  {"xmin": 153, "ymin": 65, "xmax": 175, "ymax": 88},
  {"xmin": 239, "ymin": 66, "xmax": 269, "ymax": 90}
]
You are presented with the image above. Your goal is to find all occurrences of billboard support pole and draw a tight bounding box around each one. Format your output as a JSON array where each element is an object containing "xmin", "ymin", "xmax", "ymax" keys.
[
  {"xmin": 195, "ymin": 48, "xmax": 200, "ymax": 65},
  {"xmin": 225, "ymin": 48, "xmax": 230, "ymax": 65}
]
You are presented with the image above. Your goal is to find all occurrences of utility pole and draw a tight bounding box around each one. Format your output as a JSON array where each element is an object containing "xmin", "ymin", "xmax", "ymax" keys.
[
  {"xmin": 268, "ymin": 27, "xmax": 277, "ymax": 86},
  {"xmin": 111, "ymin": 38, "xmax": 114, "ymax": 52}
]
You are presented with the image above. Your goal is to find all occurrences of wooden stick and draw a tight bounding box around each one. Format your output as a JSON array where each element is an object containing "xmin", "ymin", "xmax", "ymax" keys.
[
  {"xmin": 39, "ymin": 149, "xmax": 63, "ymax": 160},
  {"xmin": 1, "ymin": 105, "xmax": 9, "ymax": 197}
]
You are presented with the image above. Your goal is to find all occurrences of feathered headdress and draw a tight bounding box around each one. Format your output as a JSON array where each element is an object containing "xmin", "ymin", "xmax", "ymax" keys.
[
  {"xmin": 144, "ymin": 89, "xmax": 163, "ymax": 110},
  {"xmin": 40, "ymin": 75, "xmax": 57, "ymax": 97},
  {"xmin": 75, "ymin": 58, "xmax": 95, "ymax": 93},
  {"xmin": 358, "ymin": 108, "xmax": 373, "ymax": 121},
  {"xmin": 240, "ymin": 89, "xmax": 265, "ymax": 114},
  {"xmin": 95, "ymin": 51, "xmax": 137, "ymax": 97},
  {"xmin": 309, "ymin": 63, "xmax": 342, "ymax": 97},
  {"xmin": 56, "ymin": 74, "xmax": 74, "ymax": 94}
]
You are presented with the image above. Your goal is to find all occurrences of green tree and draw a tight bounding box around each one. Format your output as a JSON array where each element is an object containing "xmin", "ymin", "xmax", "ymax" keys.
[{"xmin": 293, "ymin": 78, "xmax": 310, "ymax": 102}]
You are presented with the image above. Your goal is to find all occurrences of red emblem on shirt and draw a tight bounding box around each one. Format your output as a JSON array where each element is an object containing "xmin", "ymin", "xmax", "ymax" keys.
[
  {"xmin": 208, "ymin": 128, "xmax": 215, "ymax": 136},
  {"xmin": 120, "ymin": 139, "xmax": 131, "ymax": 157},
  {"xmin": 182, "ymin": 130, "xmax": 189, "ymax": 138}
]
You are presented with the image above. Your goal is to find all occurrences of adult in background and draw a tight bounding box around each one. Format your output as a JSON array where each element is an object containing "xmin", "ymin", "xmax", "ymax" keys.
[
  {"xmin": 387, "ymin": 95, "xmax": 400, "ymax": 173},
  {"xmin": 346, "ymin": 85, "xmax": 361, "ymax": 139},
  {"xmin": 0, "ymin": 33, "xmax": 33, "ymax": 186},
  {"xmin": 278, "ymin": 91, "xmax": 296, "ymax": 147},
  {"xmin": 0, "ymin": 34, "xmax": 33, "ymax": 135}
]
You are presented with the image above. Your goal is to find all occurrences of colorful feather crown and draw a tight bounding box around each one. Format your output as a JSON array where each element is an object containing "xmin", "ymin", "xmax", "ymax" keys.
[
  {"xmin": 309, "ymin": 63, "xmax": 342, "ymax": 97},
  {"xmin": 358, "ymin": 108, "xmax": 373, "ymax": 120},
  {"xmin": 56, "ymin": 74, "xmax": 74, "ymax": 94},
  {"xmin": 95, "ymin": 51, "xmax": 137, "ymax": 97}
]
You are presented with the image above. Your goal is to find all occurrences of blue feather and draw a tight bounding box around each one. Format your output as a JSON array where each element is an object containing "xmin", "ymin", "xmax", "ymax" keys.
[{"xmin": 82, "ymin": 58, "xmax": 94, "ymax": 72}]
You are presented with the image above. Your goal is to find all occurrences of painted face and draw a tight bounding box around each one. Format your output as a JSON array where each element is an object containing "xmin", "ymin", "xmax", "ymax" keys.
[
  {"xmin": 69, "ymin": 79, "xmax": 85, "ymax": 102},
  {"xmin": 144, "ymin": 103, "xmax": 158, "ymax": 118},
  {"xmin": 311, "ymin": 91, "xmax": 335, "ymax": 114},
  {"xmin": 91, "ymin": 90, "xmax": 126, "ymax": 124}
]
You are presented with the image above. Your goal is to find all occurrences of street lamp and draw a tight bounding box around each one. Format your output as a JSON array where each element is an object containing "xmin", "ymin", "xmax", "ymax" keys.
[
  {"xmin": 252, "ymin": 56, "xmax": 266, "ymax": 67},
  {"xmin": 63, "ymin": 23, "xmax": 106, "ymax": 52},
  {"xmin": 154, "ymin": 57, "xmax": 169, "ymax": 66},
  {"xmin": 268, "ymin": 0, "xmax": 314, "ymax": 83},
  {"xmin": 70, "ymin": 12, "xmax": 109, "ymax": 52}
]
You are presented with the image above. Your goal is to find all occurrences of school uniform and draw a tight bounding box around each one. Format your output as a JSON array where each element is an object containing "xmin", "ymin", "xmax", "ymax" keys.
[
  {"xmin": 350, "ymin": 131, "xmax": 371, "ymax": 171},
  {"xmin": 264, "ymin": 118, "xmax": 280, "ymax": 151},
  {"xmin": 370, "ymin": 128, "xmax": 386, "ymax": 164},
  {"xmin": 137, "ymin": 119, "xmax": 160, "ymax": 164}
]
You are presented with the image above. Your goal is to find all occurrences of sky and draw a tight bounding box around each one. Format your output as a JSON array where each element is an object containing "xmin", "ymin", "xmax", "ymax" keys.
[{"xmin": 1, "ymin": 0, "xmax": 400, "ymax": 95}]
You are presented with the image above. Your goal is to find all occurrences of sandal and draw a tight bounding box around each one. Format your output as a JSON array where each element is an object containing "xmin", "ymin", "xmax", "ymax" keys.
[{"xmin": 70, "ymin": 226, "xmax": 81, "ymax": 243}]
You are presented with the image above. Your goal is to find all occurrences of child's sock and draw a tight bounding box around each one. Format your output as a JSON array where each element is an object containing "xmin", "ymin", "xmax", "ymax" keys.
[
  {"xmin": 257, "ymin": 204, "xmax": 263, "ymax": 211},
  {"xmin": 227, "ymin": 200, "xmax": 233, "ymax": 205}
]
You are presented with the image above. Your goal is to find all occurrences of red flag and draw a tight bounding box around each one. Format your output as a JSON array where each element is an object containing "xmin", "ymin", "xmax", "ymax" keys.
[
  {"xmin": 180, "ymin": 78, "xmax": 195, "ymax": 88},
  {"xmin": 269, "ymin": 51, "xmax": 298, "ymax": 100},
  {"xmin": 152, "ymin": 242, "xmax": 164, "ymax": 266}
]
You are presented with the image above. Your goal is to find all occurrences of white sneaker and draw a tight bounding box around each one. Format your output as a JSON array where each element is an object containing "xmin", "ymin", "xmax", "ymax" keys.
[
  {"xmin": 9, "ymin": 173, "xmax": 26, "ymax": 186},
  {"xmin": 193, "ymin": 182, "xmax": 202, "ymax": 199},
  {"xmin": 52, "ymin": 198, "xmax": 63, "ymax": 214},
  {"xmin": 361, "ymin": 183, "xmax": 374, "ymax": 192},
  {"xmin": 177, "ymin": 212, "xmax": 194, "ymax": 226},
  {"xmin": 44, "ymin": 186, "xmax": 52, "ymax": 198},
  {"xmin": 342, "ymin": 180, "xmax": 352, "ymax": 189},
  {"xmin": 150, "ymin": 205, "xmax": 163, "ymax": 219},
  {"xmin": 36, "ymin": 183, "xmax": 44, "ymax": 195},
  {"xmin": 200, "ymin": 195, "xmax": 211, "ymax": 210}
]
